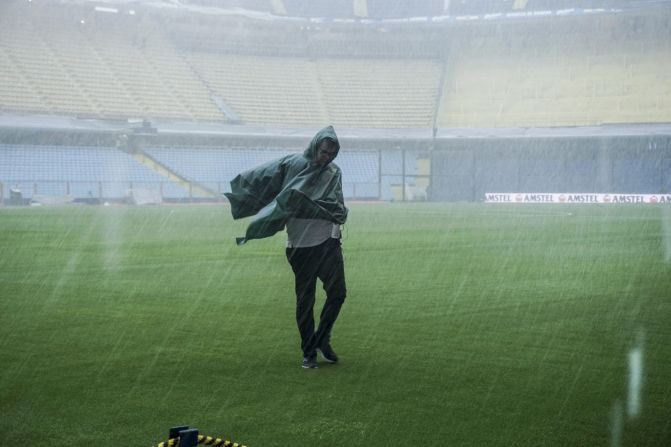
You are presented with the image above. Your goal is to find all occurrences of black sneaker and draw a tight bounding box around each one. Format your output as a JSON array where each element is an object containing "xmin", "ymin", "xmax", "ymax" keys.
[
  {"xmin": 302, "ymin": 355, "xmax": 318, "ymax": 369},
  {"xmin": 317, "ymin": 344, "xmax": 339, "ymax": 364}
]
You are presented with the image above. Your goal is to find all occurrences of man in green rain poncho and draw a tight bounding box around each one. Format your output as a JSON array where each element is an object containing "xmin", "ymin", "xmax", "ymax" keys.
[{"xmin": 224, "ymin": 126, "xmax": 348, "ymax": 369}]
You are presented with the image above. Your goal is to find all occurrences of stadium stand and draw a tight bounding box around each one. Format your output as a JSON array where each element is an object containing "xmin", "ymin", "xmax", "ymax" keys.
[
  {"xmin": 316, "ymin": 59, "xmax": 441, "ymax": 128},
  {"xmin": 0, "ymin": 144, "xmax": 173, "ymax": 199},
  {"xmin": 0, "ymin": 46, "xmax": 45, "ymax": 113},
  {"xmin": 143, "ymin": 146, "xmax": 381, "ymax": 199},
  {"xmin": 366, "ymin": 0, "xmax": 445, "ymax": 19},
  {"xmin": 182, "ymin": 0, "xmax": 271, "ymax": 13},
  {"xmin": 437, "ymin": 14, "xmax": 671, "ymax": 127},
  {"xmin": 0, "ymin": 0, "xmax": 442, "ymax": 128},
  {"xmin": 185, "ymin": 55, "xmax": 327, "ymax": 126},
  {"xmin": 0, "ymin": 142, "xmax": 385, "ymax": 201},
  {"xmin": 182, "ymin": 54, "xmax": 441, "ymax": 128},
  {"xmin": 1, "ymin": 0, "xmax": 669, "ymax": 129},
  {"xmin": 1, "ymin": 0, "xmax": 670, "ymax": 203},
  {"xmin": 0, "ymin": 1, "xmax": 223, "ymax": 121},
  {"xmin": 283, "ymin": 0, "xmax": 354, "ymax": 18}
]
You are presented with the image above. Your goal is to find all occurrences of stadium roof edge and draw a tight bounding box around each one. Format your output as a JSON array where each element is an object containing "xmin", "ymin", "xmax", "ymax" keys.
[
  {"xmin": 53, "ymin": 0, "xmax": 671, "ymax": 25},
  {"xmin": 0, "ymin": 114, "xmax": 670, "ymax": 141}
]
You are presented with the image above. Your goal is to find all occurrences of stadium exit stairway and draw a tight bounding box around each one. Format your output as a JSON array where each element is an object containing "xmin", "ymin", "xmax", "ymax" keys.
[{"xmin": 120, "ymin": 147, "xmax": 219, "ymax": 199}]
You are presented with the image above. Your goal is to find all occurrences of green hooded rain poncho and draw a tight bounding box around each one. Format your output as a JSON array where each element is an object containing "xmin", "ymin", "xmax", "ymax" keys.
[{"xmin": 224, "ymin": 126, "xmax": 348, "ymax": 245}]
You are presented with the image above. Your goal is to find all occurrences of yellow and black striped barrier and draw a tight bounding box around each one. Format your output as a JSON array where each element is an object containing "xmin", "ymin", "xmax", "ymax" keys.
[
  {"xmin": 154, "ymin": 435, "xmax": 245, "ymax": 447},
  {"xmin": 152, "ymin": 426, "xmax": 247, "ymax": 447}
]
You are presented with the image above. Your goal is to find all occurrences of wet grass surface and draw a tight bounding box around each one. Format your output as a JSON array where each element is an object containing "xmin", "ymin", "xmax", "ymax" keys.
[{"xmin": 1, "ymin": 203, "xmax": 670, "ymax": 446}]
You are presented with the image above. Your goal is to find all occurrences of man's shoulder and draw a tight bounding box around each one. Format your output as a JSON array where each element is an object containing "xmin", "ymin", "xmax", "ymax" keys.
[
  {"xmin": 284, "ymin": 152, "xmax": 303, "ymax": 161},
  {"xmin": 327, "ymin": 161, "xmax": 342, "ymax": 175},
  {"xmin": 282, "ymin": 153, "xmax": 309, "ymax": 168}
]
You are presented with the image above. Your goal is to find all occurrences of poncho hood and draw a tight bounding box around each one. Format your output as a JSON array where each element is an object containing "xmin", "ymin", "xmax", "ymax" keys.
[
  {"xmin": 304, "ymin": 125, "xmax": 340, "ymax": 162},
  {"xmin": 224, "ymin": 126, "xmax": 348, "ymax": 245}
]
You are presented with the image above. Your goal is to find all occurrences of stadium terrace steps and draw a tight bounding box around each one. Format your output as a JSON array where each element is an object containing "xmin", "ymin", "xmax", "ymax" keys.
[
  {"xmin": 122, "ymin": 148, "xmax": 219, "ymax": 199},
  {"xmin": 1, "ymin": 2, "xmax": 669, "ymax": 128},
  {"xmin": 0, "ymin": 144, "xmax": 385, "ymax": 200},
  {"xmin": 0, "ymin": 4, "xmax": 224, "ymax": 122},
  {"xmin": 186, "ymin": 54, "xmax": 328, "ymax": 126},
  {"xmin": 0, "ymin": 47, "xmax": 45, "ymax": 112},
  {"xmin": 315, "ymin": 59, "xmax": 441, "ymax": 128},
  {"xmin": 0, "ymin": 145, "xmax": 169, "ymax": 199},
  {"xmin": 437, "ymin": 18, "xmax": 671, "ymax": 128}
]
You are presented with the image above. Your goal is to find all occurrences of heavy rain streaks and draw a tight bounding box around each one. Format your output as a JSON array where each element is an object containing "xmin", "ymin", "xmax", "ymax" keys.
[{"xmin": 1, "ymin": 1, "xmax": 671, "ymax": 447}]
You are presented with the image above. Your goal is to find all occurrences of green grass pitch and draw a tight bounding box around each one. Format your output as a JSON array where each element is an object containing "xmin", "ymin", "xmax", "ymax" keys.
[{"xmin": 1, "ymin": 203, "xmax": 670, "ymax": 446}]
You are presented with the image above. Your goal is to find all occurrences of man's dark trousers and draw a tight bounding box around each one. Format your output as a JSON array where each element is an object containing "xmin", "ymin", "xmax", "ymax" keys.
[{"xmin": 286, "ymin": 238, "xmax": 346, "ymax": 357}]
